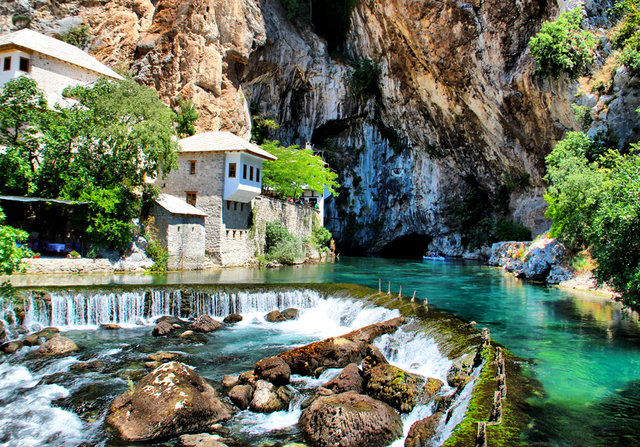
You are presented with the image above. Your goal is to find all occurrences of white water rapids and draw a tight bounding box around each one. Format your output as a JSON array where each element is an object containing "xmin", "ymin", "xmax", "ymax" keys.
[{"xmin": 0, "ymin": 289, "xmax": 478, "ymax": 446}]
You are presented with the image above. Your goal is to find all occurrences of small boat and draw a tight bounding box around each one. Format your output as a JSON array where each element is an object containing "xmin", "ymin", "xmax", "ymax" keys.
[{"xmin": 423, "ymin": 255, "xmax": 446, "ymax": 261}]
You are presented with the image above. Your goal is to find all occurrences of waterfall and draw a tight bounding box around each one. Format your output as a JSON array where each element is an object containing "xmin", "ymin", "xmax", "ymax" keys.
[{"xmin": 18, "ymin": 288, "xmax": 322, "ymax": 329}]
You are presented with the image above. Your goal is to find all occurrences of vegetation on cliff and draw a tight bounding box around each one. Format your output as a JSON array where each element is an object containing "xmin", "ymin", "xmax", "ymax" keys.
[
  {"xmin": 0, "ymin": 76, "xmax": 178, "ymax": 250},
  {"xmin": 529, "ymin": 8, "xmax": 597, "ymax": 78},
  {"xmin": 545, "ymin": 131, "xmax": 640, "ymax": 307}
]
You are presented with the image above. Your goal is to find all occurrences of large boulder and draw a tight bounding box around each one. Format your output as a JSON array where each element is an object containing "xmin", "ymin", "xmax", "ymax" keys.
[
  {"xmin": 1, "ymin": 340, "xmax": 23, "ymax": 354},
  {"xmin": 249, "ymin": 380, "xmax": 291, "ymax": 413},
  {"xmin": 279, "ymin": 317, "xmax": 405, "ymax": 376},
  {"xmin": 178, "ymin": 433, "xmax": 228, "ymax": 447},
  {"xmin": 152, "ymin": 321, "xmax": 175, "ymax": 336},
  {"xmin": 254, "ymin": 356, "xmax": 291, "ymax": 386},
  {"xmin": 265, "ymin": 310, "xmax": 286, "ymax": 322},
  {"xmin": 189, "ymin": 315, "xmax": 221, "ymax": 333},
  {"xmin": 281, "ymin": 308, "xmax": 299, "ymax": 320},
  {"xmin": 404, "ymin": 412, "xmax": 444, "ymax": 447},
  {"xmin": 37, "ymin": 336, "xmax": 78, "ymax": 356},
  {"xmin": 364, "ymin": 363, "xmax": 424, "ymax": 413},
  {"xmin": 299, "ymin": 392, "xmax": 403, "ymax": 447},
  {"xmin": 322, "ymin": 363, "xmax": 363, "ymax": 394},
  {"xmin": 228, "ymin": 384, "xmax": 254, "ymax": 410},
  {"xmin": 522, "ymin": 238, "xmax": 565, "ymax": 281},
  {"xmin": 107, "ymin": 362, "xmax": 233, "ymax": 441},
  {"xmin": 223, "ymin": 314, "xmax": 243, "ymax": 324}
]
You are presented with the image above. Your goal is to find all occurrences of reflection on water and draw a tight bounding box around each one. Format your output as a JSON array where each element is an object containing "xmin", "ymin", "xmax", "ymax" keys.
[{"xmin": 6, "ymin": 256, "xmax": 640, "ymax": 446}]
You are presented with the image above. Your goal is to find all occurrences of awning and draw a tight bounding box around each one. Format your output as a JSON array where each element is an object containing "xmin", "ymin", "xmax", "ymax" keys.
[{"xmin": 0, "ymin": 195, "xmax": 91, "ymax": 205}]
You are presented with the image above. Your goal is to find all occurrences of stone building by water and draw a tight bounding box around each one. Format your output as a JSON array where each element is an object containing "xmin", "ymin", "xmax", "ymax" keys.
[{"xmin": 154, "ymin": 131, "xmax": 280, "ymax": 266}]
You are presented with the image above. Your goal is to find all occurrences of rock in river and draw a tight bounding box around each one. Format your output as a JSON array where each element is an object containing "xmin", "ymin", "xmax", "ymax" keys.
[
  {"xmin": 281, "ymin": 308, "xmax": 299, "ymax": 320},
  {"xmin": 189, "ymin": 315, "xmax": 221, "ymax": 333},
  {"xmin": 322, "ymin": 363, "xmax": 363, "ymax": 394},
  {"xmin": 405, "ymin": 412, "xmax": 444, "ymax": 447},
  {"xmin": 278, "ymin": 317, "xmax": 405, "ymax": 376},
  {"xmin": 107, "ymin": 361, "xmax": 233, "ymax": 441},
  {"xmin": 364, "ymin": 362, "xmax": 424, "ymax": 413},
  {"xmin": 223, "ymin": 313, "xmax": 243, "ymax": 324},
  {"xmin": 37, "ymin": 336, "xmax": 79, "ymax": 356},
  {"xmin": 254, "ymin": 356, "xmax": 291, "ymax": 386},
  {"xmin": 299, "ymin": 392, "xmax": 403, "ymax": 447},
  {"xmin": 265, "ymin": 310, "xmax": 286, "ymax": 322},
  {"xmin": 152, "ymin": 321, "xmax": 175, "ymax": 336}
]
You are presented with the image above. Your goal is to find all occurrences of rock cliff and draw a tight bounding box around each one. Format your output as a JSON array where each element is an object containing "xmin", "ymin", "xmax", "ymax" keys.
[{"xmin": 1, "ymin": 0, "xmax": 619, "ymax": 255}]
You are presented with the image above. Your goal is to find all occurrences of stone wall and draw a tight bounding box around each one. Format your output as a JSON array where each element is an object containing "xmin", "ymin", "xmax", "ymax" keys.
[{"xmin": 160, "ymin": 152, "xmax": 225, "ymax": 263}]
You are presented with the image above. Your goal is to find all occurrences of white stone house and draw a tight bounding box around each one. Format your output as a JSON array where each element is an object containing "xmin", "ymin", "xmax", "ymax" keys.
[
  {"xmin": 155, "ymin": 131, "xmax": 277, "ymax": 266},
  {"xmin": 0, "ymin": 28, "xmax": 123, "ymax": 106}
]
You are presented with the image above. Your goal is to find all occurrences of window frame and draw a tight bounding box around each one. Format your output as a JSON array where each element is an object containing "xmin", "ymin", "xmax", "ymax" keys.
[
  {"xmin": 228, "ymin": 162, "xmax": 237, "ymax": 178},
  {"xmin": 18, "ymin": 57, "xmax": 29, "ymax": 73},
  {"xmin": 243, "ymin": 164, "xmax": 247, "ymax": 180},
  {"xmin": 3, "ymin": 57, "xmax": 10, "ymax": 72},
  {"xmin": 189, "ymin": 160, "xmax": 196, "ymax": 175},
  {"xmin": 249, "ymin": 166, "xmax": 254, "ymax": 181},
  {"xmin": 256, "ymin": 167, "xmax": 260, "ymax": 182},
  {"xmin": 186, "ymin": 191, "xmax": 197, "ymax": 207}
]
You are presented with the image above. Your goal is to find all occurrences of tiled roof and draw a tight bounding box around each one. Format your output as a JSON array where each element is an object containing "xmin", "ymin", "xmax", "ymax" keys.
[
  {"xmin": 178, "ymin": 132, "xmax": 277, "ymax": 161},
  {"xmin": 155, "ymin": 194, "xmax": 207, "ymax": 217},
  {"xmin": 0, "ymin": 28, "xmax": 123, "ymax": 80}
]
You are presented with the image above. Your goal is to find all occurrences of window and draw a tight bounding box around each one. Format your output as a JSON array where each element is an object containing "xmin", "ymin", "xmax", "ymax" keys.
[
  {"xmin": 249, "ymin": 166, "xmax": 254, "ymax": 181},
  {"xmin": 226, "ymin": 201, "xmax": 230, "ymax": 210},
  {"xmin": 186, "ymin": 191, "xmax": 197, "ymax": 207},
  {"xmin": 189, "ymin": 160, "xmax": 196, "ymax": 175},
  {"xmin": 256, "ymin": 168, "xmax": 260, "ymax": 182},
  {"xmin": 243, "ymin": 164, "xmax": 247, "ymax": 179},
  {"xmin": 228, "ymin": 163, "xmax": 236, "ymax": 178},
  {"xmin": 19, "ymin": 57, "xmax": 29, "ymax": 73},
  {"xmin": 3, "ymin": 57, "xmax": 10, "ymax": 72}
]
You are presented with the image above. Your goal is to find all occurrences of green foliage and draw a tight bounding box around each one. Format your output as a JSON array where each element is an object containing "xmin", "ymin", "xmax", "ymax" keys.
[
  {"xmin": 0, "ymin": 77, "xmax": 178, "ymax": 250},
  {"xmin": 0, "ymin": 206, "xmax": 32, "ymax": 275},
  {"xmin": 348, "ymin": 59, "xmax": 380, "ymax": 98},
  {"xmin": 174, "ymin": 97, "xmax": 200, "ymax": 137},
  {"xmin": 571, "ymin": 103, "xmax": 594, "ymax": 131},
  {"xmin": 264, "ymin": 220, "xmax": 304, "ymax": 264},
  {"xmin": 261, "ymin": 140, "xmax": 340, "ymax": 198},
  {"xmin": 529, "ymin": 9, "xmax": 597, "ymax": 78},
  {"xmin": 312, "ymin": 225, "xmax": 332, "ymax": 252},
  {"xmin": 0, "ymin": 76, "xmax": 47, "ymax": 196},
  {"xmin": 251, "ymin": 114, "xmax": 280, "ymax": 145},
  {"xmin": 59, "ymin": 25, "xmax": 91, "ymax": 48},
  {"xmin": 545, "ymin": 131, "xmax": 640, "ymax": 306},
  {"xmin": 146, "ymin": 238, "xmax": 169, "ymax": 272},
  {"xmin": 281, "ymin": 0, "xmax": 311, "ymax": 22}
]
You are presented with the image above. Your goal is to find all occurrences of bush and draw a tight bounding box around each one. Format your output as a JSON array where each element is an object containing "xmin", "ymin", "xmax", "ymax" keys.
[
  {"xmin": 529, "ymin": 9, "xmax": 597, "ymax": 78},
  {"xmin": 146, "ymin": 239, "xmax": 169, "ymax": 272},
  {"xmin": 349, "ymin": 59, "xmax": 380, "ymax": 98},
  {"xmin": 571, "ymin": 103, "xmax": 594, "ymax": 131},
  {"xmin": 265, "ymin": 220, "xmax": 289, "ymax": 252},
  {"xmin": 264, "ymin": 220, "xmax": 304, "ymax": 264},
  {"xmin": 59, "ymin": 25, "xmax": 91, "ymax": 48},
  {"xmin": 312, "ymin": 225, "xmax": 332, "ymax": 252}
]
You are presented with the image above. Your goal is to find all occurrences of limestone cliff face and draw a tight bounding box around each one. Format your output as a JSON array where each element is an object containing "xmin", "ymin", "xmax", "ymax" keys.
[{"xmin": 0, "ymin": 0, "xmax": 590, "ymax": 254}]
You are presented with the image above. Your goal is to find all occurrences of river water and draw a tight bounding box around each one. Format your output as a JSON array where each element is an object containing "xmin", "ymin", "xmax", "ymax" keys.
[{"xmin": 5, "ymin": 256, "xmax": 640, "ymax": 446}]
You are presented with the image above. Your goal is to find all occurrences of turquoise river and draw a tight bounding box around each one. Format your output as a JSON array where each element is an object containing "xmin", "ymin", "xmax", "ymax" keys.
[{"xmin": 8, "ymin": 256, "xmax": 640, "ymax": 446}]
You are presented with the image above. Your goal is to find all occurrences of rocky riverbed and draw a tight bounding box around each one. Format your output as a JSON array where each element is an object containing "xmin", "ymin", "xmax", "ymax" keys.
[{"xmin": 0, "ymin": 284, "xmax": 535, "ymax": 446}]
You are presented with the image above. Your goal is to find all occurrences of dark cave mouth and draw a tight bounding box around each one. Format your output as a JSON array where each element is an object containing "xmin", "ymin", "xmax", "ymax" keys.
[{"xmin": 378, "ymin": 233, "xmax": 432, "ymax": 259}]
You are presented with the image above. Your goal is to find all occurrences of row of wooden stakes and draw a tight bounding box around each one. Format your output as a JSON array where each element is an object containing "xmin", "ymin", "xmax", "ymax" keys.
[{"xmin": 378, "ymin": 279, "xmax": 429, "ymax": 305}]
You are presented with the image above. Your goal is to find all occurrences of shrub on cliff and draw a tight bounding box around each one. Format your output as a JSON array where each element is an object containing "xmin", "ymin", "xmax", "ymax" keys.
[
  {"xmin": 545, "ymin": 131, "xmax": 640, "ymax": 307},
  {"xmin": 529, "ymin": 8, "xmax": 597, "ymax": 78}
]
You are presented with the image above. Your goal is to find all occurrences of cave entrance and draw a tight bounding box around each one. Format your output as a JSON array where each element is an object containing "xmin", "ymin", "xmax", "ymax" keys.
[{"xmin": 378, "ymin": 233, "xmax": 431, "ymax": 259}]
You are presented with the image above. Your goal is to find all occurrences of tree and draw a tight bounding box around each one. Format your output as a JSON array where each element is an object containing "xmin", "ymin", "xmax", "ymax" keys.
[
  {"xmin": 0, "ymin": 206, "xmax": 31, "ymax": 275},
  {"xmin": 175, "ymin": 97, "xmax": 200, "ymax": 137},
  {"xmin": 0, "ymin": 76, "xmax": 179, "ymax": 250},
  {"xmin": 0, "ymin": 76, "xmax": 47, "ymax": 195},
  {"xmin": 544, "ymin": 131, "xmax": 640, "ymax": 307},
  {"xmin": 261, "ymin": 141, "xmax": 340, "ymax": 198},
  {"xmin": 529, "ymin": 8, "xmax": 597, "ymax": 78}
]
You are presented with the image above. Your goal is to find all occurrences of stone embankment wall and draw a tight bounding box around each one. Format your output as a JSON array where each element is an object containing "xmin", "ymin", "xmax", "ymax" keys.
[{"xmin": 220, "ymin": 195, "xmax": 319, "ymax": 266}]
